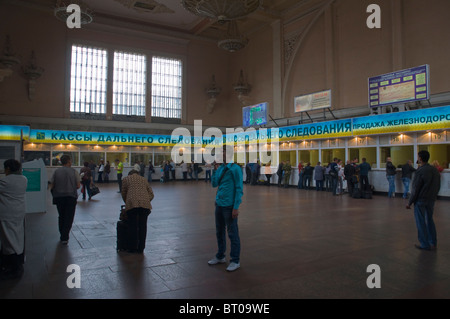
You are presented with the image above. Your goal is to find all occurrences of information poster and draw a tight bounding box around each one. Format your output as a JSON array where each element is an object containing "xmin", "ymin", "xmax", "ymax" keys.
[
  {"xmin": 368, "ymin": 65, "xmax": 429, "ymax": 108},
  {"xmin": 294, "ymin": 90, "xmax": 332, "ymax": 113},
  {"xmin": 23, "ymin": 168, "xmax": 41, "ymax": 192}
]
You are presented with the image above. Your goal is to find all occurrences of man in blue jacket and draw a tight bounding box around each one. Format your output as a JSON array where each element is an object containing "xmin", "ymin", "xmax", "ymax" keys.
[
  {"xmin": 358, "ymin": 157, "xmax": 372, "ymax": 192},
  {"xmin": 209, "ymin": 145, "xmax": 244, "ymax": 272}
]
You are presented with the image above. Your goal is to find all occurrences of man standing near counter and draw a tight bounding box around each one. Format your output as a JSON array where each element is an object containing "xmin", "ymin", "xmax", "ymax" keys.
[
  {"xmin": 115, "ymin": 159, "xmax": 124, "ymax": 193},
  {"xmin": 406, "ymin": 150, "xmax": 441, "ymax": 251}
]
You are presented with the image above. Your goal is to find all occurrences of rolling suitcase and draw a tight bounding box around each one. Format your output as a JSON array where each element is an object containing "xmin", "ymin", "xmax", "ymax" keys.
[{"xmin": 116, "ymin": 205, "xmax": 128, "ymax": 252}]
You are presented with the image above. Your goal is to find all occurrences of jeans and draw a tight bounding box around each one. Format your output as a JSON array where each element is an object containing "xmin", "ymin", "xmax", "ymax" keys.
[
  {"xmin": 387, "ymin": 175, "xmax": 396, "ymax": 197},
  {"xmin": 402, "ymin": 177, "xmax": 411, "ymax": 198},
  {"xmin": 414, "ymin": 201, "xmax": 437, "ymax": 249},
  {"xmin": 331, "ymin": 177, "xmax": 338, "ymax": 195},
  {"xmin": 214, "ymin": 205, "xmax": 240, "ymax": 264},
  {"xmin": 298, "ymin": 172, "xmax": 303, "ymax": 189},
  {"xmin": 81, "ymin": 180, "xmax": 92, "ymax": 199},
  {"xmin": 315, "ymin": 180, "xmax": 323, "ymax": 191},
  {"xmin": 205, "ymin": 170, "xmax": 211, "ymax": 182},
  {"xmin": 117, "ymin": 173, "xmax": 123, "ymax": 192},
  {"xmin": 54, "ymin": 196, "xmax": 77, "ymax": 241}
]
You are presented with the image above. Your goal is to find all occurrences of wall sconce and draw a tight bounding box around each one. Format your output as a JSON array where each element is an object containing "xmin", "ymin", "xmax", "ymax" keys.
[
  {"xmin": 0, "ymin": 35, "xmax": 20, "ymax": 82},
  {"xmin": 205, "ymin": 74, "xmax": 221, "ymax": 113},
  {"xmin": 22, "ymin": 51, "xmax": 44, "ymax": 100},
  {"xmin": 233, "ymin": 69, "xmax": 251, "ymax": 105}
]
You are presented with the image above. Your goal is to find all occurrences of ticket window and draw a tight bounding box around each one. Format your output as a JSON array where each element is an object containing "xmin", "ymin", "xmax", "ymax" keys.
[
  {"xmin": 348, "ymin": 147, "xmax": 377, "ymax": 168},
  {"xmin": 107, "ymin": 152, "xmax": 129, "ymax": 167},
  {"xmin": 321, "ymin": 148, "xmax": 345, "ymax": 165},
  {"xmin": 380, "ymin": 146, "xmax": 414, "ymax": 168},
  {"xmin": 419, "ymin": 144, "xmax": 450, "ymax": 169},
  {"xmin": 154, "ymin": 153, "xmax": 171, "ymax": 166},
  {"xmin": 80, "ymin": 152, "xmax": 104, "ymax": 166},
  {"xmin": 298, "ymin": 150, "xmax": 319, "ymax": 166}
]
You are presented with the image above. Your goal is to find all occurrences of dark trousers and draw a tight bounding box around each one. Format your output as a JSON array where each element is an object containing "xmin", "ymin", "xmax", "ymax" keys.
[
  {"xmin": 126, "ymin": 208, "xmax": 150, "ymax": 252},
  {"xmin": 346, "ymin": 176, "xmax": 354, "ymax": 195},
  {"xmin": 117, "ymin": 173, "xmax": 123, "ymax": 192},
  {"xmin": 360, "ymin": 175, "xmax": 369, "ymax": 191},
  {"xmin": 55, "ymin": 197, "xmax": 77, "ymax": 241},
  {"xmin": 304, "ymin": 175, "xmax": 312, "ymax": 189},
  {"xmin": 81, "ymin": 180, "xmax": 91, "ymax": 199}
]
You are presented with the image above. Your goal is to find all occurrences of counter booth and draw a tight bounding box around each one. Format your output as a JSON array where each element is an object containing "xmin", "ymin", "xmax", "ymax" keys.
[{"xmin": 1, "ymin": 105, "xmax": 449, "ymax": 199}]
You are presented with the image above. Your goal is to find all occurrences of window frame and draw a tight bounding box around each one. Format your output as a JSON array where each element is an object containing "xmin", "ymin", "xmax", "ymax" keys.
[{"xmin": 66, "ymin": 41, "xmax": 185, "ymax": 123}]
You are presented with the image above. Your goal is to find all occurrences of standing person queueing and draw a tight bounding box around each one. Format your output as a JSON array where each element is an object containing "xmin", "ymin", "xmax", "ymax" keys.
[
  {"xmin": 80, "ymin": 161, "xmax": 93, "ymax": 201},
  {"xmin": 115, "ymin": 159, "xmax": 124, "ymax": 193},
  {"xmin": 386, "ymin": 157, "xmax": 397, "ymax": 198},
  {"xmin": 283, "ymin": 160, "xmax": 292, "ymax": 188},
  {"xmin": 0, "ymin": 159, "xmax": 28, "ymax": 280},
  {"xmin": 209, "ymin": 145, "xmax": 244, "ymax": 272},
  {"xmin": 406, "ymin": 150, "xmax": 441, "ymax": 251},
  {"xmin": 399, "ymin": 160, "xmax": 416, "ymax": 199},
  {"xmin": 276, "ymin": 161, "xmax": 284, "ymax": 187},
  {"xmin": 49, "ymin": 155, "xmax": 81, "ymax": 245},
  {"xmin": 358, "ymin": 158, "xmax": 372, "ymax": 192},
  {"xmin": 121, "ymin": 170, "xmax": 154, "ymax": 253}
]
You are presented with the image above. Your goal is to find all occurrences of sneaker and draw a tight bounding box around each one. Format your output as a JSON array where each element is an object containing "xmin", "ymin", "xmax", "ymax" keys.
[
  {"xmin": 208, "ymin": 257, "xmax": 226, "ymax": 265},
  {"xmin": 61, "ymin": 240, "xmax": 68, "ymax": 245},
  {"xmin": 226, "ymin": 262, "xmax": 240, "ymax": 272}
]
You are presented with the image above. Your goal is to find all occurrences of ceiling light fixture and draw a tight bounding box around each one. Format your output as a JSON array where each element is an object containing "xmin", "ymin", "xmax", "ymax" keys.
[
  {"xmin": 181, "ymin": 0, "xmax": 262, "ymax": 24},
  {"xmin": 218, "ymin": 20, "xmax": 248, "ymax": 52}
]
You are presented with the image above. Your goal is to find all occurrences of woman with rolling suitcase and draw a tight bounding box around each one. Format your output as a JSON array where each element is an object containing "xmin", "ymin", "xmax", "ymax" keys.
[{"xmin": 120, "ymin": 170, "xmax": 154, "ymax": 253}]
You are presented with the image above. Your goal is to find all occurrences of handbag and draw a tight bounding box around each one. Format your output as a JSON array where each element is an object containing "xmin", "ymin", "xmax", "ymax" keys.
[
  {"xmin": 90, "ymin": 185, "xmax": 100, "ymax": 197},
  {"xmin": 119, "ymin": 205, "xmax": 127, "ymax": 221}
]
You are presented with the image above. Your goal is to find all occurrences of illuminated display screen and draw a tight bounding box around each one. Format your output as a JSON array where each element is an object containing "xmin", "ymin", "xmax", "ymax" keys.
[
  {"xmin": 368, "ymin": 65, "xmax": 429, "ymax": 108},
  {"xmin": 242, "ymin": 102, "xmax": 268, "ymax": 127}
]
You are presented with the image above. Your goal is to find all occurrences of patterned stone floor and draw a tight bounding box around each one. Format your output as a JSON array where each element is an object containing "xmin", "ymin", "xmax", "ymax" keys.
[{"xmin": 1, "ymin": 180, "xmax": 450, "ymax": 300}]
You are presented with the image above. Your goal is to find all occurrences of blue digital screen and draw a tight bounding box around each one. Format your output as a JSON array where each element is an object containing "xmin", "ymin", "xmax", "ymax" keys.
[{"xmin": 243, "ymin": 102, "xmax": 268, "ymax": 127}]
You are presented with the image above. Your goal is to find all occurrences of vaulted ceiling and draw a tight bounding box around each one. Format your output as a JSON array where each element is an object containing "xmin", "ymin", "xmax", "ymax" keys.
[{"xmin": 12, "ymin": 0, "xmax": 316, "ymax": 41}]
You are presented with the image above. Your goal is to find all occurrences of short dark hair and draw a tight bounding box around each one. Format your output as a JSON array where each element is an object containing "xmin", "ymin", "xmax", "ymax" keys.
[
  {"xmin": 4, "ymin": 159, "xmax": 21, "ymax": 173},
  {"xmin": 60, "ymin": 155, "xmax": 71, "ymax": 165},
  {"xmin": 84, "ymin": 162, "xmax": 89, "ymax": 167},
  {"xmin": 128, "ymin": 169, "xmax": 139, "ymax": 176},
  {"xmin": 418, "ymin": 150, "xmax": 430, "ymax": 163}
]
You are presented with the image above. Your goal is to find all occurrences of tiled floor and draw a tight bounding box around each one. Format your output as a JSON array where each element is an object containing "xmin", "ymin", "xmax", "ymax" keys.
[{"xmin": 1, "ymin": 180, "xmax": 450, "ymax": 299}]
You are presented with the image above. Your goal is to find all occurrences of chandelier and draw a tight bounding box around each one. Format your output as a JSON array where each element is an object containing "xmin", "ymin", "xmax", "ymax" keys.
[
  {"xmin": 218, "ymin": 20, "xmax": 248, "ymax": 52},
  {"xmin": 181, "ymin": 0, "xmax": 262, "ymax": 23},
  {"xmin": 54, "ymin": 0, "xmax": 94, "ymax": 25}
]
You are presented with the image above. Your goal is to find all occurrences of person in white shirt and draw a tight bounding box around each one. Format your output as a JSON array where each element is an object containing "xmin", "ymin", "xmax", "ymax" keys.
[{"xmin": 0, "ymin": 159, "xmax": 28, "ymax": 279}]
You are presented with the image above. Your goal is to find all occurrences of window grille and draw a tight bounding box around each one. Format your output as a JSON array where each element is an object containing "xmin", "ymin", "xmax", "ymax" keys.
[
  {"xmin": 151, "ymin": 56, "xmax": 182, "ymax": 119},
  {"xmin": 113, "ymin": 51, "xmax": 147, "ymax": 116},
  {"xmin": 70, "ymin": 45, "xmax": 108, "ymax": 114}
]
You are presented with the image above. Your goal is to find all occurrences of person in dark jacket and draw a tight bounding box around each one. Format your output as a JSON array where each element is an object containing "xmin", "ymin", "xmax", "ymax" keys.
[
  {"xmin": 386, "ymin": 157, "xmax": 397, "ymax": 198},
  {"xmin": 357, "ymin": 158, "xmax": 371, "ymax": 192},
  {"xmin": 399, "ymin": 160, "xmax": 416, "ymax": 199},
  {"xmin": 276, "ymin": 161, "xmax": 284, "ymax": 187},
  {"xmin": 303, "ymin": 162, "xmax": 314, "ymax": 189},
  {"xmin": 406, "ymin": 150, "xmax": 441, "ymax": 251},
  {"xmin": 344, "ymin": 160, "xmax": 356, "ymax": 196}
]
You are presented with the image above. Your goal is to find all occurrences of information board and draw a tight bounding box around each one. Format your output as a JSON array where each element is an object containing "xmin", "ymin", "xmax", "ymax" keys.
[
  {"xmin": 243, "ymin": 102, "xmax": 268, "ymax": 127},
  {"xmin": 368, "ymin": 65, "xmax": 430, "ymax": 108},
  {"xmin": 294, "ymin": 90, "xmax": 332, "ymax": 113}
]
